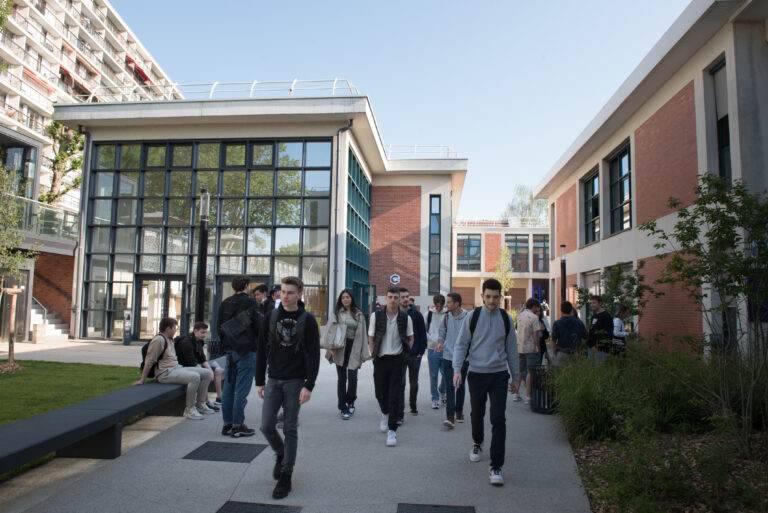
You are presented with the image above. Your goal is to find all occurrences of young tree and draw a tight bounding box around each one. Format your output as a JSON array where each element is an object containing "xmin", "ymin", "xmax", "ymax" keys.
[
  {"xmin": 0, "ymin": 166, "xmax": 38, "ymax": 373},
  {"xmin": 641, "ymin": 174, "xmax": 768, "ymax": 458},
  {"xmin": 38, "ymin": 122, "xmax": 84, "ymax": 205},
  {"xmin": 501, "ymin": 184, "xmax": 548, "ymax": 224},
  {"xmin": 493, "ymin": 248, "xmax": 515, "ymax": 310}
]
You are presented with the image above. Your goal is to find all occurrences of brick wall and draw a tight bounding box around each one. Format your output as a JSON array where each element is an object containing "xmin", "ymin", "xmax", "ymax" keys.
[
  {"xmin": 507, "ymin": 287, "xmax": 528, "ymax": 310},
  {"xmin": 635, "ymin": 81, "xmax": 698, "ymax": 225},
  {"xmin": 33, "ymin": 252, "xmax": 74, "ymax": 327},
  {"xmin": 637, "ymin": 254, "xmax": 702, "ymax": 342},
  {"xmin": 555, "ymin": 273, "xmax": 578, "ymax": 308},
  {"xmin": 484, "ymin": 233, "xmax": 501, "ymax": 272},
  {"xmin": 453, "ymin": 286, "xmax": 476, "ymax": 310},
  {"xmin": 555, "ymin": 184, "xmax": 577, "ymax": 252},
  {"xmin": 370, "ymin": 186, "xmax": 422, "ymax": 295}
]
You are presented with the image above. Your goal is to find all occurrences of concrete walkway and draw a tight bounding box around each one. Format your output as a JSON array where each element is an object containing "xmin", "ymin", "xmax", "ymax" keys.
[{"xmin": 1, "ymin": 340, "xmax": 591, "ymax": 513}]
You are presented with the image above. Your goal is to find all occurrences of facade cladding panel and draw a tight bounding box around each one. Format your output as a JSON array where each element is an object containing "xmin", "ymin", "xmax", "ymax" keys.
[
  {"xmin": 555, "ymin": 183, "xmax": 577, "ymax": 251},
  {"xmin": 345, "ymin": 150, "xmax": 371, "ymax": 289},
  {"xmin": 370, "ymin": 185, "xmax": 421, "ymax": 295},
  {"xmin": 634, "ymin": 81, "xmax": 699, "ymax": 225},
  {"xmin": 83, "ymin": 139, "xmax": 332, "ymax": 339},
  {"xmin": 484, "ymin": 233, "xmax": 501, "ymax": 272}
]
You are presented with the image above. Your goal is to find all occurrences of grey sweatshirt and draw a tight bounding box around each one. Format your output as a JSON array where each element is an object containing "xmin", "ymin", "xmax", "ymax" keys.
[
  {"xmin": 438, "ymin": 308, "xmax": 468, "ymax": 362},
  {"xmin": 452, "ymin": 306, "xmax": 519, "ymax": 377}
]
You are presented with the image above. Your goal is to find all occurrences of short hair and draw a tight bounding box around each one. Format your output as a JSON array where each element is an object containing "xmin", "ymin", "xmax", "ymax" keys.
[
  {"xmin": 616, "ymin": 305, "xmax": 630, "ymax": 318},
  {"xmin": 231, "ymin": 275, "xmax": 250, "ymax": 292},
  {"xmin": 159, "ymin": 317, "xmax": 178, "ymax": 333},
  {"xmin": 482, "ymin": 278, "xmax": 502, "ymax": 293},
  {"xmin": 386, "ymin": 286, "xmax": 401, "ymax": 296},
  {"xmin": 433, "ymin": 294, "xmax": 445, "ymax": 306},
  {"xmin": 589, "ymin": 295, "xmax": 602, "ymax": 303},
  {"xmin": 399, "ymin": 287, "xmax": 409, "ymax": 295},
  {"xmin": 525, "ymin": 298, "xmax": 541, "ymax": 311},
  {"xmin": 281, "ymin": 276, "xmax": 303, "ymax": 293},
  {"xmin": 560, "ymin": 301, "xmax": 574, "ymax": 315},
  {"xmin": 193, "ymin": 322, "xmax": 209, "ymax": 331},
  {"xmin": 446, "ymin": 292, "xmax": 462, "ymax": 305},
  {"xmin": 255, "ymin": 284, "xmax": 268, "ymax": 294}
]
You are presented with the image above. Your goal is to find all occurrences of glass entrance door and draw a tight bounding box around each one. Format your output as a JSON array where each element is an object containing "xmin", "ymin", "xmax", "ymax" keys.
[{"xmin": 135, "ymin": 275, "xmax": 185, "ymax": 339}]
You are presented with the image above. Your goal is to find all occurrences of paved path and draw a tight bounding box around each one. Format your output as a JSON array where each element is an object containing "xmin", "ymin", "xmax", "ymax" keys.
[{"xmin": 1, "ymin": 340, "xmax": 591, "ymax": 513}]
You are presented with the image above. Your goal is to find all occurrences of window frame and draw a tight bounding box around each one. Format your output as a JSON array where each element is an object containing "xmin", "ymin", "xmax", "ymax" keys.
[
  {"xmin": 456, "ymin": 233, "xmax": 481, "ymax": 271},
  {"xmin": 583, "ymin": 169, "xmax": 600, "ymax": 245},
  {"xmin": 608, "ymin": 144, "xmax": 632, "ymax": 234}
]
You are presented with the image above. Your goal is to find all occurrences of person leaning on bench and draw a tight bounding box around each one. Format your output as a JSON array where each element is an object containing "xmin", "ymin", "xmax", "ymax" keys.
[{"xmin": 133, "ymin": 317, "xmax": 214, "ymax": 420}]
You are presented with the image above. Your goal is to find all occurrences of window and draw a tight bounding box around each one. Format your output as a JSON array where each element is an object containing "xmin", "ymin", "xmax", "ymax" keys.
[
  {"xmin": 533, "ymin": 234, "xmax": 549, "ymax": 272},
  {"xmin": 711, "ymin": 60, "xmax": 731, "ymax": 185},
  {"xmin": 346, "ymin": 150, "xmax": 371, "ymax": 296},
  {"xmin": 456, "ymin": 234, "xmax": 481, "ymax": 271},
  {"xmin": 428, "ymin": 195, "xmax": 441, "ymax": 294},
  {"xmin": 609, "ymin": 146, "xmax": 631, "ymax": 234},
  {"xmin": 505, "ymin": 234, "xmax": 529, "ymax": 272},
  {"xmin": 584, "ymin": 171, "xmax": 600, "ymax": 244}
]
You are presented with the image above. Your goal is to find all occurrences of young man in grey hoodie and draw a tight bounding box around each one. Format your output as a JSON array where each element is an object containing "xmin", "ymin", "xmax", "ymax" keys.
[
  {"xmin": 437, "ymin": 292, "xmax": 469, "ymax": 428},
  {"xmin": 452, "ymin": 278, "xmax": 520, "ymax": 487}
]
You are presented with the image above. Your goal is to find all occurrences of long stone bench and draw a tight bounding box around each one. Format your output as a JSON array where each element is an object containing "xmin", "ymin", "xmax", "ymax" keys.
[{"xmin": 0, "ymin": 382, "xmax": 186, "ymax": 475}]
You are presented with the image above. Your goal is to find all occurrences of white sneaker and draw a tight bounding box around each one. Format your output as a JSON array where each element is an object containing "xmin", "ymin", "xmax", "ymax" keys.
[
  {"xmin": 431, "ymin": 400, "xmax": 440, "ymax": 409},
  {"xmin": 489, "ymin": 467, "xmax": 504, "ymax": 486},
  {"xmin": 196, "ymin": 402, "xmax": 215, "ymax": 414},
  {"xmin": 380, "ymin": 413, "xmax": 389, "ymax": 433},
  {"xmin": 386, "ymin": 430, "xmax": 397, "ymax": 447},
  {"xmin": 511, "ymin": 393, "xmax": 521, "ymax": 402},
  {"xmin": 470, "ymin": 443, "xmax": 482, "ymax": 462},
  {"xmin": 183, "ymin": 406, "xmax": 203, "ymax": 420},
  {"xmin": 524, "ymin": 396, "xmax": 531, "ymax": 405}
]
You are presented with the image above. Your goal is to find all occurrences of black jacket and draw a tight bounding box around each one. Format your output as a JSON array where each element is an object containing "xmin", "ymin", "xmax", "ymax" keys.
[
  {"xmin": 176, "ymin": 332, "xmax": 206, "ymax": 367},
  {"xmin": 407, "ymin": 306, "xmax": 428, "ymax": 356},
  {"xmin": 217, "ymin": 292, "xmax": 260, "ymax": 352}
]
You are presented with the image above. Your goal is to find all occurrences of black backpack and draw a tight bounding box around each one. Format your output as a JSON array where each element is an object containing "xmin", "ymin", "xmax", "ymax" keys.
[
  {"xmin": 140, "ymin": 335, "xmax": 168, "ymax": 379},
  {"xmin": 465, "ymin": 306, "xmax": 511, "ymax": 358},
  {"xmin": 220, "ymin": 304, "xmax": 262, "ymax": 354}
]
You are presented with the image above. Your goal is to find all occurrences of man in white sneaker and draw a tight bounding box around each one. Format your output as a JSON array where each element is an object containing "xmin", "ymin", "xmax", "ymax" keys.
[
  {"xmin": 437, "ymin": 292, "xmax": 469, "ymax": 429},
  {"xmin": 515, "ymin": 298, "xmax": 542, "ymax": 405},
  {"xmin": 133, "ymin": 317, "xmax": 214, "ymax": 420},
  {"xmin": 452, "ymin": 279, "xmax": 519, "ymax": 486},
  {"xmin": 369, "ymin": 286, "xmax": 413, "ymax": 447}
]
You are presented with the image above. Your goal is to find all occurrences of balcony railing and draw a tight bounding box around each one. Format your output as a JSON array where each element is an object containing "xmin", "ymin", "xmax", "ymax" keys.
[
  {"xmin": 385, "ymin": 145, "xmax": 460, "ymax": 159},
  {"xmin": 11, "ymin": 195, "xmax": 79, "ymax": 241},
  {"xmin": 1, "ymin": 102, "xmax": 48, "ymax": 137},
  {"xmin": 10, "ymin": 10, "xmax": 59, "ymax": 56}
]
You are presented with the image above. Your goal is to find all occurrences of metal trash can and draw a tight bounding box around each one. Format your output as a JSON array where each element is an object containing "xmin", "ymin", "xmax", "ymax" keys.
[{"xmin": 529, "ymin": 365, "xmax": 554, "ymax": 414}]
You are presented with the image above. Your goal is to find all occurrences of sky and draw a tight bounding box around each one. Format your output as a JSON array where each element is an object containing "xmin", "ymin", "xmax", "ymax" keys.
[{"xmin": 110, "ymin": 0, "xmax": 691, "ymax": 219}]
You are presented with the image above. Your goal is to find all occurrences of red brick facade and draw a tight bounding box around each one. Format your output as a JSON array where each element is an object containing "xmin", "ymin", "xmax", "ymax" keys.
[
  {"xmin": 454, "ymin": 286, "xmax": 476, "ymax": 310},
  {"xmin": 484, "ymin": 233, "xmax": 501, "ymax": 272},
  {"xmin": 637, "ymin": 254, "xmax": 702, "ymax": 342},
  {"xmin": 635, "ymin": 81, "xmax": 698, "ymax": 225},
  {"xmin": 555, "ymin": 184, "xmax": 577, "ymax": 252},
  {"xmin": 370, "ymin": 186, "xmax": 422, "ymax": 295},
  {"xmin": 507, "ymin": 287, "xmax": 528, "ymax": 310},
  {"xmin": 33, "ymin": 252, "xmax": 74, "ymax": 328},
  {"xmin": 555, "ymin": 273, "xmax": 578, "ymax": 308}
]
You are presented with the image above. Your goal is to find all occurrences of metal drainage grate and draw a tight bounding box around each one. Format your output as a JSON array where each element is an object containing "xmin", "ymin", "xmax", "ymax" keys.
[
  {"xmin": 397, "ymin": 505, "xmax": 475, "ymax": 513},
  {"xmin": 183, "ymin": 441, "xmax": 267, "ymax": 463},
  {"xmin": 216, "ymin": 502, "xmax": 301, "ymax": 513}
]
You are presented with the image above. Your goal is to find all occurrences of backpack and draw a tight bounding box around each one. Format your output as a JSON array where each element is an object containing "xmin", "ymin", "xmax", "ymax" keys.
[
  {"xmin": 220, "ymin": 305, "xmax": 261, "ymax": 354},
  {"xmin": 140, "ymin": 335, "xmax": 168, "ymax": 379},
  {"xmin": 427, "ymin": 311, "xmax": 433, "ymax": 331},
  {"xmin": 465, "ymin": 306, "xmax": 511, "ymax": 359}
]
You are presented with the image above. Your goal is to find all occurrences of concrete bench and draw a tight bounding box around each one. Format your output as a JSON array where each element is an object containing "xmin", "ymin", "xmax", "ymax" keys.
[{"xmin": 0, "ymin": 382, "xmax": 186, "ymax": 475}]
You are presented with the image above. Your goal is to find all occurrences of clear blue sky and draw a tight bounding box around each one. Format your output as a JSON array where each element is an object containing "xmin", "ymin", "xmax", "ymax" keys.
[{"xmin": 111, "ymin": 0, "xmax": 691, "ymax": 218}]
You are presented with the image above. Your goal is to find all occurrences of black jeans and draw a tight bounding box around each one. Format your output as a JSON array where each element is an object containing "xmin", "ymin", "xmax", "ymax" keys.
[
  {"xmin": 336, "ymin": 338, "xmax": 358, "ymax": 411},
  {"xmin": 468, "ymin": 370, "xmax": 510, "ymax": 469},
  {"xmin": 443, "ymin": 358, "xmax": 469, "ymax": 417},
  {"xmin": 259, "ymin": 378, "xmax": 303, "ymax": 475},
  {"xmin": 373, "ymin": 354, "xmax": 404, "ymax": 431},
  {"xmin": 398, "ymin": 354, "xmax": 422, "ymax": 417}
]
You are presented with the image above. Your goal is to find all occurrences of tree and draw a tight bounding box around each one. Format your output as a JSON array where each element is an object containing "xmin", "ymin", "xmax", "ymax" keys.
[
  {"xmin": 501, "ymin": 184, "xmax": 548, "ymax": 224},
  {"xmin": 38, "ymin": 122, "xmax": 84, "ymax": 205},
  {"xmin": 0, "ymin": 166, "xmax": 38, "ymax": 373},
  {"xmin": 493, "ymin": 248, "xmax": 515, "ymax": 309},
  {"xmin": 640, "ymin": 174, "xmax": 768, "ymax": 458}
]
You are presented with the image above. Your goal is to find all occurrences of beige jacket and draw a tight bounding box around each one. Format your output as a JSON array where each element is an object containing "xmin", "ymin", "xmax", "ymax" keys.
[
  {"xmin": 325, "ymin": 309, "xmax": 370, "ymax": 370},
  {"xmin": 145, "ymin": 334, "xmax": 179, "ymax": 377}
]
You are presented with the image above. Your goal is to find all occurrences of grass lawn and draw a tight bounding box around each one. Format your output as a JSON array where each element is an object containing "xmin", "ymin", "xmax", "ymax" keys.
[{"xmin": 0, "ymin": 360, "xmax": 139, "ymax": 426}]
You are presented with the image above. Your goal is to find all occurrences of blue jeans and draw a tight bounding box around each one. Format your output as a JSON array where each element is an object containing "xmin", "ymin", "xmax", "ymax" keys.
[
  {"xmin": 221, "ymin": 350, "xmax": 256, "ymax": 426},
  {"xmin": 427, "ymin": 349, "xmax": 446, "ymax": 402},
  {"xmin": 443, "ymin": 358, "xmax": 468, "ymax": 417}
]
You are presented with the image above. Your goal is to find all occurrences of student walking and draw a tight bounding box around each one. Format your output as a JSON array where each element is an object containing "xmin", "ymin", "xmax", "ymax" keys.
[
  {"xmin": 436, "ymin": 292, "xmax": 469, "ymax": 428},
  {"xmin": 323, "ymin": 289, "xmax": 370, "ymax": 419},
  {"xmin": 256, "ymin": 276, "xmax": 320, "ymax": 500},
  {"xmin": 588, "ymin": 295, "xmax": 613, "ymax": 363},
  {"xmin": 515, "ymin": 298, "xmax": 542, "ymax": 405},
  {"xmin": 426, "ymin": 294, "xmax": 447, "ymax": 409},
  {"xmin": 452, "ymin": 279, "xmax": 520, "ymax": 486},
  {"xmin": 551, "ymin": 301, "xmax": 588, "ymax": 365},
  {"xmin": 398, "ymin": 287, "xmax": 427, "ymax": 419},
  {"xmin": 369, "ymin": 286, "xmax": 414, "ymax": 447}
]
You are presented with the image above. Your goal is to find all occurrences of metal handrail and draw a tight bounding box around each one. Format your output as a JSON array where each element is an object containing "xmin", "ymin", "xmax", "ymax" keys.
[
  {"xmin": 386, "ymin": 144, "xmax": 461, "ymax": 159},
  {"xmin": 31, "ymin": 296, "xmax": 48, "ymax": 326}
]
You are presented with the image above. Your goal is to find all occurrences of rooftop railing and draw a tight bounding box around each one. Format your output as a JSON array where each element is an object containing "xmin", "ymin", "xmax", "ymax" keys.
[
  {"xmin": 385, "ymin": 144, "xmax": 460, "ymax": 159},
  {"xmin": 10, "ymin": 195, "xmax": 80, "ymax": 241},
  {"xmin": 72, "ymin": 78, "xmax": 362, "ymax": 103},
  {"xmin": 456, "ymin": 217, "xmax": 549, "ymax": 228}
]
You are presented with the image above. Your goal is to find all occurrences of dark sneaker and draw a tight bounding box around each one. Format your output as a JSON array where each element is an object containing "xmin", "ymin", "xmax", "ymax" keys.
[
  {"xmin": 348, "ymin": 403, "xmax": 356, "ymax": 415},
  {"xmin": 489, "ymin": 467, "xmax": 504, "ymax": 486},
  {"xmin": 470, "ymin": 443, "xmax": 482, "ymax": 462},
  {"xmin": 272, "ymin": 472, "xmax": 292, "ymax": 499},
  {"xmin": 443, "ymin": 416, "xmax": 455, "ymax": 429},
  {"xmin": 410, "ymin": 408, "xmax": 418, "ymax": 416},
  {"xmin": 231, "ymin": 424, "xmax": 256, "ymax": 438},
  {"xmin": 221, "ymin": 424, "xmax": 233, "ymax": 436},
  {"xmin": 340, "ymin": 409, "xmax": 351, "ymax": 420},
  {"xmin": 456, "ymin": 412, "xmax": 465, "ymax": 423},
  {"xmin": 272, "ymin": 453, "xmax": 284, "ymax": 480},
  {"xmin": 206, "ymin": 401, "xmax": 220, "ymax": 412},
  {"xmin": 214, "ymin": 397, "xmax": 222, "ymax": 406},
  {"xmin": 396, "ymin": 418, "xmax": 404, "ymax": 426}
]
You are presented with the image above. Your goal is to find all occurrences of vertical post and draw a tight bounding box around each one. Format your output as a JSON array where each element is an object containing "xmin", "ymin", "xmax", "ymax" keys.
[
  {"xmin": 3, "ymin": 286, "xmax": 22, "ymax": 367},
  {"xmin": 195, "ymin": 189, "xmax": 210, "ymax": 323},
  {"xmin": 559, "ymin": 244, "xmax": 567, "ymax": 307}
]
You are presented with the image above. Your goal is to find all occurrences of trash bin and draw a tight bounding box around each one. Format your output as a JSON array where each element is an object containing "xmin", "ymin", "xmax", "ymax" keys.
[{"xmin": 529, "ymin": 365, "xmax": 554, "ymax": 414}]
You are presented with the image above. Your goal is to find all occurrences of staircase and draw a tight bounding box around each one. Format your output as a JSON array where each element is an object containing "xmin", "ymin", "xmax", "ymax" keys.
[{"xmin": 29, "ymin": 302, "xmax": 70, "ymax": 342}]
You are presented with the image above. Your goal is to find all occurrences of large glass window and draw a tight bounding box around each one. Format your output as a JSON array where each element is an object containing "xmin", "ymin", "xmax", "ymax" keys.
[
  {"xmin": 456, "ymin": 234, "xmax": 481, "ymax": 271},
  {"xmin": 428, "ymin": 195, "xmax": 441, "ymax": 294},
  {"xmin": 584, "ymin": 170, "xmax": 600, "ymax": 245},
  {"xmin": 86, "ymin": 139, "xmax": 332, "ymax": 338},
  {"xmin": 505, "ymin": 234, "xmax": 529, "ymax": 272},
  {"xmin": 609, "ymin": 146, "xmax": 631, "ymax": 234},
  {"xmin": 533, "ymin": 234, "xmax": 549, "ymax": 272}
]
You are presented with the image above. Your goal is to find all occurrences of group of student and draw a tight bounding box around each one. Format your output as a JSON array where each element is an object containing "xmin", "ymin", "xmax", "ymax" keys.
[{"xmin": 135, "ymin": 274, "xmax": 633, "ymax": 500}]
